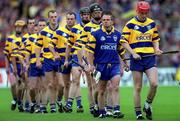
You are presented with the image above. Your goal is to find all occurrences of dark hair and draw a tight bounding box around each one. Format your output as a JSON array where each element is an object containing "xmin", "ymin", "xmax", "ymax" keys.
[
  {"xmin": 27, "ymin": 18, "xmax": 35, "ymax": 24},
  {"xmin": 38, "ymin": 18, "xmax": 47, "ymax": 24},
  {"xmin": 66, "ymin": 11, "xmax": 76, "ymax": 19},
  {"xmin": 48, "ymin": 10, "xmax": 57, "ymax": 17},
  {"xmin": 102, "ymin": 11, "xmax": 114, "ymax": 20}
]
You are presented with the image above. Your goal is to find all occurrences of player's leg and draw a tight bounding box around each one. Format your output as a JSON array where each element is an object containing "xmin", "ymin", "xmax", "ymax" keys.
[
  {"xmin": 75, "ymin": 48, "xmax": 86, "ymax": 112},
  {"xmin": 144, "ymin": 67, "xmax": 158, "ymax": 120},
  {"xmin": 8, "ymin": 64, "xmax": 18, "ymax": 111},
  {"xmin": 56, "ymin": 72, "xmax": 64, "ymax": 113},
  {"xmin": 41, "ymin": 58, "xmax": 58, "ymax": 113},
  {"xmin": 62, "ymin": 74, "xmax": 70, "ymax": 102},
  {"xmin": 16, "ymin": 63, "xmax": 25, "ymax": 112},
  {"xmin": 28, "ymin": 63, "xmax": 41, "ymax": 113},
  {"xmin": 64, "ymin": 66, "xmax": 81, "ymax": 112},
  {"xmin": 23, "ymin": 70, "xmax": 31, "ymax": 112},
  {"xmin": 132, "ymin": 71, "xmax": 144, "ymax": 120},
  {"xmin": 75, "ymin": 77, "xmax": 84, "ymax": 113},
  {"xmin": 105, "ymin": 81, "xmax": 113, "ymax": 117},
  {"xmin": 37, "ymin": 66, "xmax": 46, "ymax": 113},
  {"xmin": 111, "ymin": 75, "xmax": 124, "ymax": 118},
  {"xmin": 28, "ymin": 76, "xmax": 38, "ymax": 113},
  {"xmin": 9, "ymin": 72, "xmax": 18, "ymax": 111},
  {"xmin": 97, "ymin": 80, "xmax": 107, "ymax": 118},
  {"xmin": 34, "ymin": 77, "xmax": 41, "ymax": 113},
  {"xmin": 72, "ymin": 55, "xmax": 84, "ymax": 112},
  {"xmin": 85, "ymin": 72, "xmax": 96, "ymax": 114},
  {"xmin": 40, "ymin": 75, "xmax": 48, "ymax": 113},
  {"xmin": 46, "ymin": 71, "xmax": 58, "ymax": 113}
]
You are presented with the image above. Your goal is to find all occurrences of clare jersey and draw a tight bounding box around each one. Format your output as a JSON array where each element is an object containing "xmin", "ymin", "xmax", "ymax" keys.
[
  {"xmin": 68, "ymin": 23, "xmax": 84, "ymax": 54},
  {"xmin": 22, "ymin": 33, "xmax": 31, "ymax": 43},
  {"xmin": 25, "ymin": 33, "xmax": 41, "ymax": 63},
  {"xmin": 36, "ymin": 25, "xmax": 59, "ymax": 59},
  {"xmin": 75, "ymin": 20, "xmax": 101, "ymax": 50},
  {"xmin": 4, "ymin": 34, "xmax": 23, "ymax": 63},
  {"xmin": 120, "ymin": 16, "xmax": 160, "ymax": 54},
  {"xmin": 86, "ymin": 26, "xmax": 125, "ymax": 64},
  {"xmin": 4, "ymin": 34, "xmax": 21, "ymax": 62},
  {"xmin": 50, "ymin": 26, "xmax": 71, "ymax": 57},
  {"xmin": 20, "ymin": 33, "xmax": 32, "ymax": 57}
]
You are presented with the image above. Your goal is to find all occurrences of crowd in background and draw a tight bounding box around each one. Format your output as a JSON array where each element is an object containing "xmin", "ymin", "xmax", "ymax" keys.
[{"xmin": 0, "ymin": 0, "xmax": 180, "ymax": 67}]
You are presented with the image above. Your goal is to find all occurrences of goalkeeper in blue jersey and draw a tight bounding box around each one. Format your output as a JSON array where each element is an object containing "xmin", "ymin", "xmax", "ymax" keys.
[
  {"xmin": 86, "ymin": 11, "xmax": 127, "ymax": 118},
  {"xmin": 120, "ymin": 1, "xmax": 163, "ymax": 120}
]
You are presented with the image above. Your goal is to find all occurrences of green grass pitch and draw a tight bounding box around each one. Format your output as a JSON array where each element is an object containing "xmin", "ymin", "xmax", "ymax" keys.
[{"xmin": 0, "ymin": 86, "xmax": 179, "ymax": 121}]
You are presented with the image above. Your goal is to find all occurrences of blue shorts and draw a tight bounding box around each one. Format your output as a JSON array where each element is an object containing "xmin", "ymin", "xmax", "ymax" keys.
[
  {"xmin": 28, "ymin": 63, "xmax": 44, "ymax": 77},
  {"xmin": 71, "ymin": 55, "xmax": 79, "ymax": 67},
  {"xmin": 60, "ymin": 57, "xmax": 71, "ymax": 74},
  {"xmin": 130, "ymin": 54, "xmax": 157, "ymax": 72},
  {"xmin": 10, "ymin": 63, "xmax": 21, "ymax": 77},
  {"xmin": 43, "ymin": 58, "xmax": 61, "ymax": 72},
  {"xmin": 96, "ymin": 63, "xmax": 120, "ymax": 81}
]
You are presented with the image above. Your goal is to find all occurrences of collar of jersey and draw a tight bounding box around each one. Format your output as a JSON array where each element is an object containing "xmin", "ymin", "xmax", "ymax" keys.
[
  {"xmin": 80, "ymin": 22, "xmax": 84, "ymax": 27},
  {"xmin": 48, "ymin": 24, "xmax": 59, "ymax": 31},
  {"xmin": 135, "ymin": 16, "xmax": 147, "ymax": 23},
  {"xmin": 66, "ymin": 25, "xmax": 73, "ymax": 31},
  {"xmin": 15, "ymin": 34, "xmax": 22, "ymax": 38},
  {"xmin": 102, "ymin": 26, "xmax": 114, "ymax": 35}
]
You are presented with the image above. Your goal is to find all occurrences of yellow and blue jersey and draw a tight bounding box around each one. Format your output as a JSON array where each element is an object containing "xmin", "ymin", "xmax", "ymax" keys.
[
  {"xmin": 69, "ymin": 23, "xmax": 84, "ymax": 45},
  {"xmin": 4, "ymin": 34, "xmax": 23, "ymax": 63},
  {"xmin": 50, "ymin": 26, "xmax": 71, "ymax": 58},
  {"xmin": 68, "ymin": 23, "xmax": 84, "ymax": 54},
  {"xmin": 86, "ymin": 26, "xmax": 125, "ymax": 64},
  {"xmin": 22, "ymin": 33, "xmax": 31, "ymax": 43},
  {"xmin": 19, "ymin": 33, "xmax": 32, "ymax": 58},
  {"xmin": 25, "ymin": 33, "xmax": 41, "ymax": 64},
  {"xmin": 120, "ymin": 16, "xmax": 160, "ymax": 54},
  {"xmin": 74, "ymin": 21, "xmax": 101, "ymax": 50},
  {"xmin": 4, "ymin": 35, "xmax": 14, "ymax": 61},
  {"xmin": 36, "ymin": 25, "xmax": 59, "ymax": 59}
]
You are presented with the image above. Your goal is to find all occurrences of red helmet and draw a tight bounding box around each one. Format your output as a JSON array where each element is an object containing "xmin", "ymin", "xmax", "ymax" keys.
[{"xmin": 136, "ymin": 1, "xmax": 150, "ymax": 13}]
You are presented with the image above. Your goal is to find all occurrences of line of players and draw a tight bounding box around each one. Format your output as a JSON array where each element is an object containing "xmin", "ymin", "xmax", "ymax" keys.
[
  {"xmin": 4, "ymin": 3, "xmax": 107, "ymax": 115},
  {"xmin": 4, "ymin": 1, "xmax": 161, "ymax": 120}
]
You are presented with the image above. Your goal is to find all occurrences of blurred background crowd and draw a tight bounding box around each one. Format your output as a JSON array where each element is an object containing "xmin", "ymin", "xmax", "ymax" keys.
[{"xmin": 0, "ymin": 0, "xmax": 180, "ymax": 67}]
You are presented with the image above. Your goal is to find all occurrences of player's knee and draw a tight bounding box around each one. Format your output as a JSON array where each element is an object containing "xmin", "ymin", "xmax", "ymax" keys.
[
  {"xmin": 48, "ymin": 82, "xmax": 55, "ymax": 89},
  {"xmin": 113, "ymin": 85, "xmax": 119, "ymax": 92},
  {"xmin": 72, "ymin": 79, "xmax": 80, "ymax": 86},
  {"xmin": 59, "ymin": 81, "xmax": 64, "ymax": 88},
  {"xmin": 106, "ymin": 86, "xmax": 113, "ymax": 92},
  {"xmin": 107, "ymin": 83, "xmax": 113, "ymax": 91},
  {"xmin": 72, "ymin": 74, "xmax": 80, "ymax": 83},
  {"xmin": 64, "ymin": 83, "xmax": 70, "ymax": 90},
  {"xmin": 29, "ymin": 85, "xmax": 36, "ymax": 91},
  {"xmin": 98, "ymin": 88, "xmax": 105, "ymax": 96},
  {"xmin": 151, "ymin": 82, "xmax": 158, "ymax": 89},
  {"xmin": 88, "ymin": 84, "xmax": 93, "ymax": 92},
  {"xmin": 135, "ymin": 86, "xmax": 142, "ymax": 93}
]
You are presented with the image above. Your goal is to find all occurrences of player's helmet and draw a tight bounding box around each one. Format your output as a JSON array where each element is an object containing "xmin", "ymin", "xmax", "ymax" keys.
[
  {"xmin": 136, "ymin": 1, "xmax": 150, "ymax": 13},
  {"xmin": 14, "ymin": 20, "xmax": 26, "ymax": 27},
  {"xmin": 80, "ymin": 7, "xmax": 90, "ymax": 14},
  {"xmin": 89, "ymin": 3, "xmax": 102, "ymax": 13}
]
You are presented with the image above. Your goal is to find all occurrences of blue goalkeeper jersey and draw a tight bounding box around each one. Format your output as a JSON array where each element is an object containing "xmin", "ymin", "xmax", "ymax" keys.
[{"xmin": 86, "ymin": 26, "xmax": 125, "ymax": 64}]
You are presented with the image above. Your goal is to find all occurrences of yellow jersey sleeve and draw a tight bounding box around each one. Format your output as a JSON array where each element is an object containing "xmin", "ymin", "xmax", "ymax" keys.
[
  {"xmin": 120, "ymin": 24, "xmax": 130, "ymax": 43},
  {"xmin": 3, "ymin": 37, "xmax": 13, "ymax": 56},
  {"xmin": 85, "ymin": 34, "xmax": 96, "ymax": 54},
  {"xmin": 36, "ymin": 34, "xmax": 43, "ymax": 48},
  {"xmin": 152, "ymin": 25, "xmax": 160, "ymax": 42}
]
